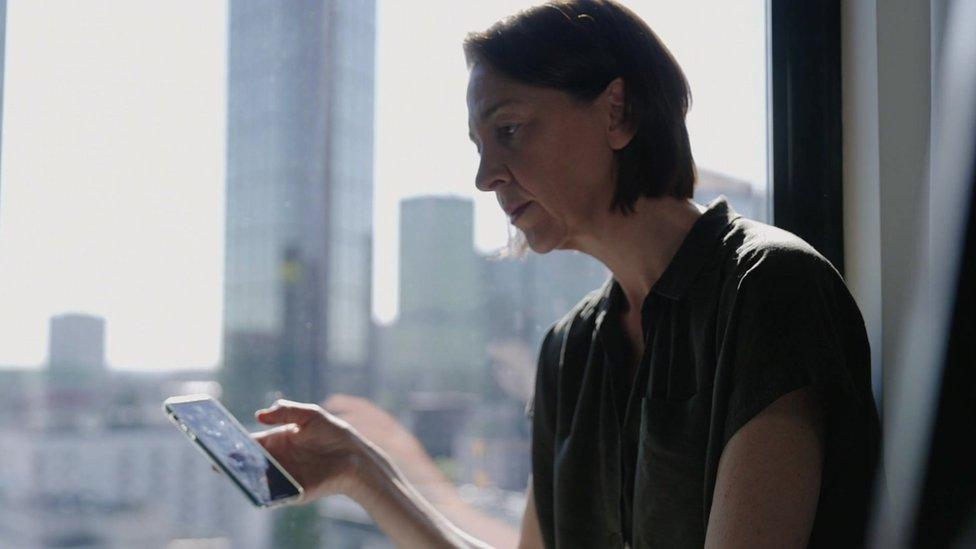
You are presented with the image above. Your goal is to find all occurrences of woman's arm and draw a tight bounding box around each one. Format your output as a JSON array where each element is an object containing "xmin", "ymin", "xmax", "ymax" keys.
[
  {"xmin": 517, "ymin": 485, "xmax": 545, "ymax": 549},
  {"xmin": 323, "ymin": 395, "xmax": 521, "ymax": 548},
  {"xmin": 253, "ymin": 399, "xmax": 504, "ymax": 549},
  {"xmin": 704, "ymin": 386, "xmax": 824, "ymax": 549},
  {"xmin": 350, "ymin": 448, "xmax": 495, "ymax": 549},
  {"xmin": 354, "ymin": 465, "xmax": 545, "ymax": 549},
  {"xmin": 354, "ymin": 458, "xmax": 543, "ymax": 549}
]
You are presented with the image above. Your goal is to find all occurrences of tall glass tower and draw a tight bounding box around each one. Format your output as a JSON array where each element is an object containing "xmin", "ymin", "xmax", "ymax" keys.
[{"xmin": 221, "ymin": 0, "xmax": 375, "ymax": 418}]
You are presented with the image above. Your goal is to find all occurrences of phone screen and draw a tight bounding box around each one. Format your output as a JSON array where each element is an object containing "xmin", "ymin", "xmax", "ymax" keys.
[{"xmin": 166, "ymin": 397, "xmax": 302, "ymax": 507}]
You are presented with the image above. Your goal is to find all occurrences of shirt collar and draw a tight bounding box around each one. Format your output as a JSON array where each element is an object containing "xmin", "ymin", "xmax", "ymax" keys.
[
  {"xmin": 651, "ymin": 195, "xmax": 740, "ymax": 300},
  {"xmin": 591, "ymin": 196, "xmax": 740, "ymax": 324}
]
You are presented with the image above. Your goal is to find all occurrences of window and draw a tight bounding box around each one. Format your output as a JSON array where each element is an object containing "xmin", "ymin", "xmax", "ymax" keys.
[{"xmin": 0, "ymin": 1, "xmax": 769, "ymax": 547}]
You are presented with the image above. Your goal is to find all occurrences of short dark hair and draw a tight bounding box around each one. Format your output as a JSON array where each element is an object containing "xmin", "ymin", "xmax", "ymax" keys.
[{"xmin": 463, "ymin": 0, "xmax": 696, "ymax": 213}]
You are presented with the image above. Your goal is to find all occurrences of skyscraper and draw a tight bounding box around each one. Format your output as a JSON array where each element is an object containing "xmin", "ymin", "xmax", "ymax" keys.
[
  {"xmin": 383, "ymin": 196, "xmax": 485, "ymax": 397},
  {"xmin": 399, "ymin": 196, "xmax": 480, "ymax": 324},
  {"xmin": 48, "ymin": 313, "xmax": 106, "ymax": 372},
  {"xmin": 220, "ymin": 1, "xmax": 376, "ymax": 418},
  {"xmin": 45, "ymin": 313, "xmax": 108, "ymax": 429}
]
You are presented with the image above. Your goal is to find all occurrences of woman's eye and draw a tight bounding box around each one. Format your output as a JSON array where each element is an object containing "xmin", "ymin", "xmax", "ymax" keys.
[{"xmin": 496, "ymin": 124, "xmax": 520, "ymax": 141}]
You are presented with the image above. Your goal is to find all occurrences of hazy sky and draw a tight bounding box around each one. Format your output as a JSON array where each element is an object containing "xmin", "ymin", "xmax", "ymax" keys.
[{"xmin": 0, "ymin": 0, "xmax": 764, "ymax": 370}]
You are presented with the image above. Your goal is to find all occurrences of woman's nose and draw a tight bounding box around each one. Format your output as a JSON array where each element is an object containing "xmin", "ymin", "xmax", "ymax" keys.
[{"xmin": 475, "ymin": 152, "xmax": 509, "ymax": 192}]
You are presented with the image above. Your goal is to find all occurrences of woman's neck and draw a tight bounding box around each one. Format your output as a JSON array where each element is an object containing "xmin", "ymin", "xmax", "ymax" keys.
[{"xmin": 573, "ymin": 196, "xmax": 705, "ymax": 314}]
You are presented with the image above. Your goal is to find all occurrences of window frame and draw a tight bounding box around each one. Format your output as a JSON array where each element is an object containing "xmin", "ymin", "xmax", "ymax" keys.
[{"xmin": 768, "ymin": 0, "xmax": 845, "ymax": 275}]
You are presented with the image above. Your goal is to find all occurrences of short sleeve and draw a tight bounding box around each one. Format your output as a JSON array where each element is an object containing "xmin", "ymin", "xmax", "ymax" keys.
[{"xmin": 719, "ymin": 251, "xmax": 856, "ymax": 448}]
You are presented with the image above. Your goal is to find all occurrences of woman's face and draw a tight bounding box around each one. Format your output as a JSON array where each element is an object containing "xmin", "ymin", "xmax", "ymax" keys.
[{"xmin": 466, "ymin": 64, "xmax": 630, "ymax": 253}]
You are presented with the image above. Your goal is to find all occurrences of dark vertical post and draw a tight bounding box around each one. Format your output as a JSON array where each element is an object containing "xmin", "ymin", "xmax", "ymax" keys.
[{"xmin": 768, "ymin": 0, "xmax": 845, "ymax": 274}]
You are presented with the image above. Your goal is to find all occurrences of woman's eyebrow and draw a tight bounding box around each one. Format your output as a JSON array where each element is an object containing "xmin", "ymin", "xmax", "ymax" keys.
[{"xmin": 478, "ymin": 98, "xmax": 523, "ymax": 122}]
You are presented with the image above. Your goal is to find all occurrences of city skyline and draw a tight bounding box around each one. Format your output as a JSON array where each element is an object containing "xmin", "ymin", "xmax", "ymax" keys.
[{"xmin": 0, "ymin": 0, "xmax": 766, "ymax": 370}]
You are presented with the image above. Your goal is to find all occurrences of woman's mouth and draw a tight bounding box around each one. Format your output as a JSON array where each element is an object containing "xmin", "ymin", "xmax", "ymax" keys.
[{"xmin": 509, "ymin": 201, "xmax": 532, "ymax": 222}]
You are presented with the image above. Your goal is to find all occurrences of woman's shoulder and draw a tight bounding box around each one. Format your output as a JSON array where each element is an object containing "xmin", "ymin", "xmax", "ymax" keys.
[
  {"xmin": 720, "ymin": 216, "xmax": 842, "ymax": 288},
  {"xmin": 708, "ymin": 216, "xmax": 869, "ymax": 341}
]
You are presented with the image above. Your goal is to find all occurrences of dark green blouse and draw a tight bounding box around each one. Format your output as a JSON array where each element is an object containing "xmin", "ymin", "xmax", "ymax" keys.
[{"xmin": 529, "ymin": 197, "xmax": 880, "ymax": 548}]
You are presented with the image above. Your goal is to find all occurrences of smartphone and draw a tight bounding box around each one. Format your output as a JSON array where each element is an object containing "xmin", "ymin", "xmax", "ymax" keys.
[{"xmin": 163, "ymin": 394, "xmax": 304, "ymax": 508}]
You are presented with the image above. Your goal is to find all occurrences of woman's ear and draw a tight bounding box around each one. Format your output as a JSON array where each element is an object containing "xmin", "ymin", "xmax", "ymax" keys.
[{"xmin": 604, "ymin": 77, "xmax": 636, "ymax": 151}]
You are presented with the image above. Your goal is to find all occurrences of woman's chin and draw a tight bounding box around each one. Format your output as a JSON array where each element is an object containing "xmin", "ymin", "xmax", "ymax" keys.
[{"xmin": 522, "ymin": 226, "xmax": 565, "ymax": 255}]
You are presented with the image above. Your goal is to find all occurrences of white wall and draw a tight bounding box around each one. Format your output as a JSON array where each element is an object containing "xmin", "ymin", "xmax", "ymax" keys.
[
  {"xmin": 841, "ymin": 0, "xmax": 932, "ymax": 419},
  {"xmin": 841, "ymin": 0, "xmax": 884, "ymax": 409},
  {"xmin": 840, "ymin": 1, "xmax": 967, "ymax": 546}
]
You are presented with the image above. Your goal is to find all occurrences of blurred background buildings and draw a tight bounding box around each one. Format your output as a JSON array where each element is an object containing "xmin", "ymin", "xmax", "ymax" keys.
[
  {"xmin": 219, "ymin": 0, "xmax": 377, "ymax": 420},
  {"xmin": 0, "ymin": 1, "xmax": 764, "ymax": 547},
  {"xmin": 0, "ymin": 169, "xmax": 754, "ymax": 548},
  {"xmin": 0, "ymin": 316, "xmax": 269, "ymax": 548}
]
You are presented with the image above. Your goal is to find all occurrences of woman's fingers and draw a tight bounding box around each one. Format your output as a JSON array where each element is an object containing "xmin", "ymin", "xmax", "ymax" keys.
[
  {"xmin": 251, "ymin": 424, "xmax": 298, "ymax": 447},
  {"xmin": 255, "ymin": 399, "xmax": 321, "ymax": 427}
]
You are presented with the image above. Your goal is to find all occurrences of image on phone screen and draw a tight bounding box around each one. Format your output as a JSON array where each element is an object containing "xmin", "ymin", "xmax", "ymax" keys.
[{"xmin": 164, "ymin": 395, "xmax": 303, "ymax": 507}]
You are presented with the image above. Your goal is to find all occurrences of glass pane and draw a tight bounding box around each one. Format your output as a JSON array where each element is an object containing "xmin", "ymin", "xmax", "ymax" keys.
[{"xmin": 0, "ymin": 1, "xmax": 767, "ymax": 547}]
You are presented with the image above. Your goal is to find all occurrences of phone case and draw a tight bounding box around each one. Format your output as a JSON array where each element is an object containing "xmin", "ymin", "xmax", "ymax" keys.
[{"xmin": 162, "ymin": 394, "xmax": 305, "ymax": 508}]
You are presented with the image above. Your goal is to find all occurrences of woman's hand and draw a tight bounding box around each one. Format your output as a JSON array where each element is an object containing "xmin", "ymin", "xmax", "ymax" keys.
[
  {"xmin": 253, "ymin": 399, "xmax": 382, "ymax": 503},
  {"xmin": 252, "ymin": 397, "xmax": 500, "ymax": 548}
]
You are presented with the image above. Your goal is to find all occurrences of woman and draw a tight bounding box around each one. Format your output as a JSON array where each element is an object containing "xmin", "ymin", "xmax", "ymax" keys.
[{"xmin": 254, "ymin": 1, "xmax": 880, "ymax": 547}]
